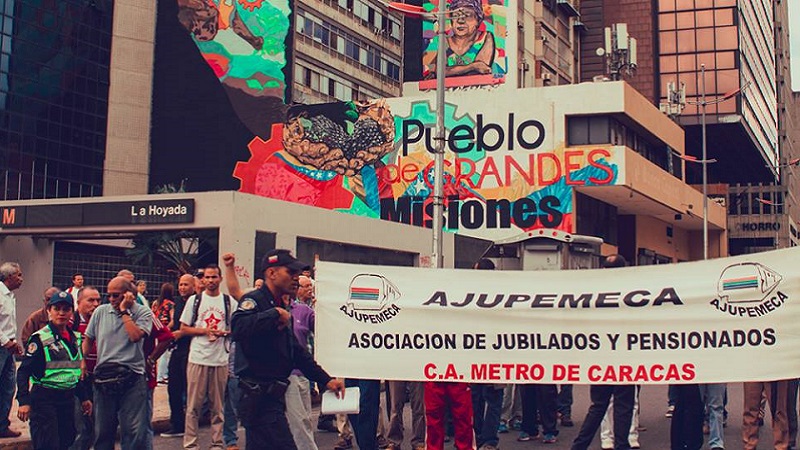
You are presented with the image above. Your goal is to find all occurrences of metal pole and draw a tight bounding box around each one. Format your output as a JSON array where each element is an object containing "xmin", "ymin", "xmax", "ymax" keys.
[
  {"xmin": 701, "ymin": 64, "xmax": 708, "ymax": 260},
  {"xmin": 432, "ymin": 7, "xmax": 446, "ymax": 269}
]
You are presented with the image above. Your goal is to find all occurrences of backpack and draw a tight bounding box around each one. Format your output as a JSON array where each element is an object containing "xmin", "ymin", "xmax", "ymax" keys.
[{"xmin": 190, "ymin": 292, "xmax": 232, "ymax": 330}]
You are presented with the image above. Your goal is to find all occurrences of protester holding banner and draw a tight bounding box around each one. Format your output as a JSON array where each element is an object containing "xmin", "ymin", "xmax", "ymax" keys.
[
  {"xmin": 699, "ymin": 383, "xmax": 725, "ymax": 450},
  {"xmin": 231, "ymin": 249, "xmax": 344, "ymax": 449},
  {"xmin": 783, "ymin": 379, "xmax": 798, "ymax": 450},
  {"xmin": 571, "ymin": 254, "xmax": 635, "ymax": 450},
  {"xmin": 425, "ymin": 382, "xmax": 474, "ymax": 450},
  {"xmin": 470, "ymin": 259, "xmax": 504, "ymax": 450},
  {"xmin": 743, "ymin": 380, "xmax": 790, "ymax": 450}
]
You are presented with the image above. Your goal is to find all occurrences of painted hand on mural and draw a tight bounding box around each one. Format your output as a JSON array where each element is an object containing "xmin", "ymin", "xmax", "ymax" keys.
[{"xmin": 282, "ymin": 100, "xmax": 396, "ymax": 177}]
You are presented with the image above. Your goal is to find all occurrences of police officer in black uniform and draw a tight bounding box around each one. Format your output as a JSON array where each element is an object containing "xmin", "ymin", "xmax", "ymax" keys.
[
  {"xmin": 17, "ymin": 291, "xmax": 92, "ymax": 450},
  {"xmin": 232, "ymin": 249, "xmax": 345, "ymax": 449}
]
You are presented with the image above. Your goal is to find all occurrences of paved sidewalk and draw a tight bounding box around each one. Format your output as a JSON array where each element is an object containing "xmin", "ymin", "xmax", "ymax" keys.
[{"xmin": 0, "ymin": 383, "xmax": 172, "ymax": 450}]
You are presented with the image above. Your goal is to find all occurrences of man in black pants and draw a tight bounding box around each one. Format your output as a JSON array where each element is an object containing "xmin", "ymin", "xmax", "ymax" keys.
[
  {"xmin": 571, "ymin": 254, "xmax": 635, "ymax": 450},
  {"xmin": 232, "ymin": 249, "xmax": 344, "ymax": 449},
  {"xmin": 160, "ymin": 273, "xmax": 194, "ymax": 437},
  {"xmin": 670, "ymin": 384, "xmax": 703, "ymax": 450}
]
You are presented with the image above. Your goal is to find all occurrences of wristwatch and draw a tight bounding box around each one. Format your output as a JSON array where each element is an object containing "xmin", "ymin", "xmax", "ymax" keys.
[{"xmin": 119, "ymin": 309, "xmax": 131, "ymax": 317}]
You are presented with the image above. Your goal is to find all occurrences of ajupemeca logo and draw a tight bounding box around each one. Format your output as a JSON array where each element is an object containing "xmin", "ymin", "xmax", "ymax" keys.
[
  {"xmin": 710, "ymin": 262, "xmax": 788, "ymax": 317},
  {"xmin": 340, "ymin": 274, "xmax": 402, "ymax": 323}
]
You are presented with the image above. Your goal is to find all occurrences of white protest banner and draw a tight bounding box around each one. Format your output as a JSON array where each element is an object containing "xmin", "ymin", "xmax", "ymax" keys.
[{"xmin": 315, "ymin": 247, "xmax": 800, "ymax": 384}]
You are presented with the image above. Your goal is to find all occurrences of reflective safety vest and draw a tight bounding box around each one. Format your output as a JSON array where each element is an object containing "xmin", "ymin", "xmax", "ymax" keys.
[{"xmin": 31, "ymin": 325, "xmax": 83, "ymax": 390}]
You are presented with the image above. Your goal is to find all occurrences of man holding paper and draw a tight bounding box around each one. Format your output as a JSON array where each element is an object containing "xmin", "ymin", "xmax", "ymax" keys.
[{"xmin": 231, "ymin": 249, "xmax": 345, "ymax": 449}]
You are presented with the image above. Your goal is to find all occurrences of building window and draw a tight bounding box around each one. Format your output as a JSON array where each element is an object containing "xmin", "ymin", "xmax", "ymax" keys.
[
  {"xmin": 296, "ymin": 9, "xmax": 401, "ymax": 82},
  {"xmin": 576, "ymin": 193, "xmax": 618, "ymax": 245},
  {"xmin": 567, "ymin": 116, "xmax": 610, "ymax": 145}
]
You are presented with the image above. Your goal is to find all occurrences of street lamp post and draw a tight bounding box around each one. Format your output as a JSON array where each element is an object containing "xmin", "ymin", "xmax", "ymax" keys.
[
  {"xmin": 432, "ymin": 6, "xmax": 446, "ymax": 269},
  {"xmin": 701, "ymin": 64, "xmax": 709, "ymax": 260},
  {"xmin": 388, "ymin": 2, "xmax": 452, "ymax": 268},
  {"xmin": 671, "ymin": 65, "xmax": 747, "ymax": 260}
]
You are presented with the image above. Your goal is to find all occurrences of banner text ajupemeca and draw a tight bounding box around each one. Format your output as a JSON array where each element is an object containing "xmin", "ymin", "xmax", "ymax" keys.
[{"xmin": 315, "ymin": 248, "xmax": 800, "ymax": 384}]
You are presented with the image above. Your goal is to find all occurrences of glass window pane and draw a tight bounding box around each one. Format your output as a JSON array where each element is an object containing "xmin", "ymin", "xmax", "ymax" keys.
[
  {"xmin": 678, "ymin": 53, "xmax": 696, "ymax": 71},
  {"xmin": 717, "ymin": 69, "xmax": 738, "ymax": 93},
  {"xmin": 660, "ymin": 31, "xmax": 677, "ymax": 53},
  {"xmin": 661, "ymin": 56, "xmax": 678, "ymax": 72},
  {"xmin": 717, "ymin": 51, "xmax": 735, "ymax": 69},
  {"xmin": 696, "ymin": 10, "xmax": 713, "ymax": 27},
  {"xmin": 568, "ymin": 117, "xmax": 589, "ymax": 145},
  {"xmin": 676, "ymin": 11, "xmax": 694, "ymax": 29},
  {"xmin": 677, "ymin": 29, "xmax": 696, "ymax": 52},
  {"xmin": 697, "ymin": 28, "xmax": 715, "ymax": 52},
  {"xmin": 589, "ymin": 116, "xmax": 610, "ymax": 144},
  {"xmin": 700, "ymin": 69, "xmax": 716, "ymax": 93},
  {"xmin": 714, "ymin": 8, "xmax": 734, "ymax": 26},
  {"xmin": 681, "ymin": 73, "xmax": 698, "ymax": 95},
  {"xmin": 715, "ymin": 26, "xmax": 737, "ymax": 50},
  {"xmin": 717, "ymin": 99, "xmax": 736, "ymax": 113},
  {"xmin": 697, "ymin": 51, "xmax": 715, "ymax": 68},
  {"xmin": 660, "ymin": 13, "xmax": 676, "ymax": 30},
  {"xmin": 659, "ymin": 0, "xmax": 676, "ymax": 11}
]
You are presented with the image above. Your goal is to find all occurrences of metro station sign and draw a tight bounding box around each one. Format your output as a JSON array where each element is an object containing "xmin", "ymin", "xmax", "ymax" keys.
[{"xmin": 0, "ymin": 199, "xmax": 195, "ymax": 230}]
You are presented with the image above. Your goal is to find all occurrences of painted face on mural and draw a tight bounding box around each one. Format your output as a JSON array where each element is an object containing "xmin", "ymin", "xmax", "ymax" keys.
[{"xmin": 451, "ymin": 8, "xmax": 480, "ymax": 38}]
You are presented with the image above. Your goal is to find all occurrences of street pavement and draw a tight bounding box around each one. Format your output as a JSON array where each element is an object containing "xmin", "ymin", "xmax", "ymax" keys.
[{"xmin": 153, "ymin": 382, "xmax": 779, "ymax": 449}]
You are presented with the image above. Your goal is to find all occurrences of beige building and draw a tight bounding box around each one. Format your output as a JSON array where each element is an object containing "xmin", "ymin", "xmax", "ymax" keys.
[
  {"xmin": 517, "ymin": 0, "xmax": 582, "ymax": 88},
  {"xmin": 292, "ymin": 0, "xmax": 404, "ymax": 103}
]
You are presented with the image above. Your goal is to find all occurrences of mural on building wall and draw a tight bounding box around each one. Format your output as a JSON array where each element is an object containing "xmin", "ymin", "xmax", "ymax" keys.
[
  {"xmin": 176, "ymin": 0, "xmax": 292, "ymax": 137},
  {"xmin": 420, "ymin": 0, "xmax": 508, "ymax": 89},
  {"xmin": 233, "ymin": 99, "xmax": 621, "ymax": 241}
]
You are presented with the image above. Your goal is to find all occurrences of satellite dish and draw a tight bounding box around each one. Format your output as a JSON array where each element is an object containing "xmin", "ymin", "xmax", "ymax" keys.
[{"xmin": 596, "ymin": 48, "xmax": 606, "ymax": 57}]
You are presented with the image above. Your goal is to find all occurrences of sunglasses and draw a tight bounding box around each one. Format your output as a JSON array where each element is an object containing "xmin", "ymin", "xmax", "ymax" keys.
[{"xmin": 107, "ymin": 292, "xmax": 124, "ymax": 299}]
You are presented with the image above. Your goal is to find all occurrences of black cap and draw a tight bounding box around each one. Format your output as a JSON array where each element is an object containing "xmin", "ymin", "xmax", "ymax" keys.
[
  {"xmin": 48, "ymin": 291, "xmax": 73, "ymax": 308},
  {"xmin": 262, "ymin": 249, "xmax": 308, "ymax": 272},
  {"xmin": 194, "ymin": 269, "xmax": 205, "ymax": 278}
]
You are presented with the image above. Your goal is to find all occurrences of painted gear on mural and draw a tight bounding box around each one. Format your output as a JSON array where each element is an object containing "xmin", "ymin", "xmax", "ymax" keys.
[
  {"xmin": 233, "ymin": 123, "xmax": 354, "ymax": 209},
  {"xmin": 282, "ymin": 100, "xmax": 395, "ymax": 177},
  {"xmin": 237, "ymin": 0, "xmax": 264, "ymax": 11}
]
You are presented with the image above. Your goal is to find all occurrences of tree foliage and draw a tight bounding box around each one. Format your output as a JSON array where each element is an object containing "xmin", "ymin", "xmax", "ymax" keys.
[{"xmin": 126, "ymin": 229, "xmax": 218, "ymax": 276}]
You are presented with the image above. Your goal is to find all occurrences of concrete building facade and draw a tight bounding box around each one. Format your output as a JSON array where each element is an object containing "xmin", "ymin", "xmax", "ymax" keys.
[
  {"xmin": 579, "ymin": 0, "xmax": 798, "ymax": 255},
  {"xmin": 293, "ymin": 0, "xmax": 404, "ymax": 103}
]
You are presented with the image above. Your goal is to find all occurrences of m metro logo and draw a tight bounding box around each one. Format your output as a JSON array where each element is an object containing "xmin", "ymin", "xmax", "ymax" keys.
[
  {"xmin": 711, "ymin": 262, "xmax": 788, "ymax": 317},
  {"xmin": 0, "ymin": 207, "xmax": 23, "ymax": 228},
  {"xmin": 340, "ymin": 274, "xmax": 402, "ymax": 323}
]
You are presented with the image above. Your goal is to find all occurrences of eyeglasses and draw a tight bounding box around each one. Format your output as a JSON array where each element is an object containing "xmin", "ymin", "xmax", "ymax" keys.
[{"xmin": 107, "ymin": 292, "xmax": 124, "ymax": 298}]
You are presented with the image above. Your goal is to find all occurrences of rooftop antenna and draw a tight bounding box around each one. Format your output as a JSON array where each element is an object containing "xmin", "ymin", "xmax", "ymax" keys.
[{"xmin": 596, "ymin": 23, "xmax": 637, "ymax": 81}]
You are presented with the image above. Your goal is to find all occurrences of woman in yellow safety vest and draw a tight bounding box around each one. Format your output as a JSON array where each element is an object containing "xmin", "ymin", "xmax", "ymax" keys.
[{"xmin": 16, "ymin": 290, "xmax": 92, "ymax": 450}]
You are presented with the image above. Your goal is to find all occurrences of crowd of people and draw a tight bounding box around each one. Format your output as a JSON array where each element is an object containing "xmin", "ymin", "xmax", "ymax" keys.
[{"xmin": 0, "ymin": 253, "xmax": 797, "ymax": 450}]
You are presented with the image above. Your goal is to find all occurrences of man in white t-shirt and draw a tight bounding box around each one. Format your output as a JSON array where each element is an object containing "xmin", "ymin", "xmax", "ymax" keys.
[{"xmin": 179, "ymin": 264, "xmax": 236, "ymax": 450}]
